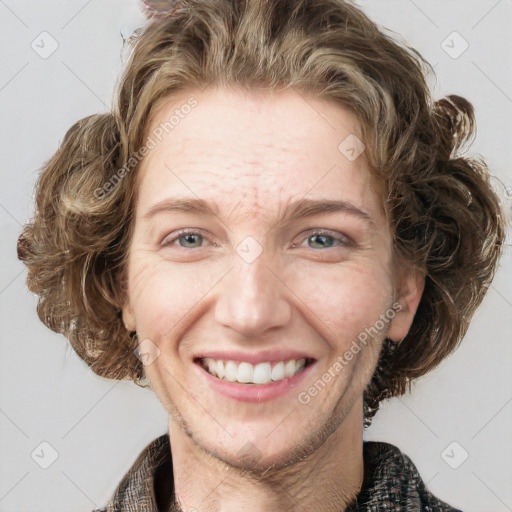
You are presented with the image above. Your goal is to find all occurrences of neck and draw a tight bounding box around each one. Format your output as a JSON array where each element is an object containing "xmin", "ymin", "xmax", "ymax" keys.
[{"xmin": 167, "ymin": 399, "xmax": 365, "ymax": 512}]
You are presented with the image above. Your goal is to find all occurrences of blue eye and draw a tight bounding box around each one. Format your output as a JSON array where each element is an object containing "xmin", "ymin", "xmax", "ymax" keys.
[
  {"xmin": 161, "ymin": 229, "xmax": 351, "ymax": 251},
  {"xmin": 177, "ymin": 233, "xmax": 203, "ymax": 248},
  {"xmin": 294, "ymin": 230, "xmax": 350, "ymax": 250},
  {"xmin": 162, "ymin": 230, "xmax": 207, "ymax": 249},
  {"xmin": 303, "ymin": 232, "xmax": 344, "ymax": 249}
]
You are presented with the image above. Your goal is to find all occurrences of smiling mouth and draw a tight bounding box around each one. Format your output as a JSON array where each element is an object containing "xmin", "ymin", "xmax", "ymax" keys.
[{"xmin": 194, "ymin": 357, "xmax": 316, "ymax": 385}]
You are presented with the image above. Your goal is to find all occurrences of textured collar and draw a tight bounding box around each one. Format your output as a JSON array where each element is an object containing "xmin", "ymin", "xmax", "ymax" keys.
[{"xmin": 93, "ymin": 434, "xmax": 462, "ymax": 512}]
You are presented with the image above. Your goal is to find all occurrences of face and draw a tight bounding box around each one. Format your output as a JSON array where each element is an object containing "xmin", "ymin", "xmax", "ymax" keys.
[{"xmin": 122, "ymin": 86, "xmax": 422, "ymax": 470}]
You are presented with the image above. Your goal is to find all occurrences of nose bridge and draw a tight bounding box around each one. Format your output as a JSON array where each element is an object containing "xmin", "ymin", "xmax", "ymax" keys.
[{"xmin": 214, "ymin": 239, "xmax": 291, "ymax": 337}]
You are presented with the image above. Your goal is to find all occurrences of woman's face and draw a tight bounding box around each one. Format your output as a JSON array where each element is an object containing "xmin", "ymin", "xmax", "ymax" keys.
[{"xmin": 122, "ymin": 86, "xmax": 422, "ymax": 468}]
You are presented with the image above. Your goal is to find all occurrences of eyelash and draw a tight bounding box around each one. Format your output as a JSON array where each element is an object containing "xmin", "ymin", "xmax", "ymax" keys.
[{"xmin": 161, "ymin": 228, "xmax": 352, "ymax": 251}]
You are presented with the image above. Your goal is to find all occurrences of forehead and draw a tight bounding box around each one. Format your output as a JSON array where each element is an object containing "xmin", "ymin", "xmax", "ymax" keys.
[{"xmin": 134, "ymin": 86, "xmax": 381, "ymax": 225}]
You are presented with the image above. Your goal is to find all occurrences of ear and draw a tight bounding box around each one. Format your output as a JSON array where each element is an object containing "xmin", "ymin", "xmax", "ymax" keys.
[
  {"xmin": 121, "ymin": 301, "xmax": 136, "ymax": 333},
  {"xmin": 117, "ymin": 267, "xmax": 136, "ymax": 333},
  {"xmin": 387, "ymin": 267, "xmax": 425, "ymax": 343}
]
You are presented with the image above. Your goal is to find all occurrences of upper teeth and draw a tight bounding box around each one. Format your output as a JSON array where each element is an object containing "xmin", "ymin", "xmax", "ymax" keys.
[{"xmin": 201, "ymin": 358, "xmax": 307, "ymax": 384}]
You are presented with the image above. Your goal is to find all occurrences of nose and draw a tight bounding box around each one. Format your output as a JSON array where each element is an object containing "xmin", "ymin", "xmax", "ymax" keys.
[{"xmin": 214, "ymin": 248, "xmax": 292, "ymax": 338}]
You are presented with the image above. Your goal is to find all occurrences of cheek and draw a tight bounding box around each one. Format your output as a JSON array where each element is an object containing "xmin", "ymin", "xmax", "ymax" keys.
[
  {"xmin": 127, "ymin": 255, "xmax": 221, "ymax": 341},
  {"xmin": 128, "ymin": 245, "xmax": 394, "ymax": 353},
  {"xmin": 290, "ymin": 259, "xmax": 393, "ymax": 346}
]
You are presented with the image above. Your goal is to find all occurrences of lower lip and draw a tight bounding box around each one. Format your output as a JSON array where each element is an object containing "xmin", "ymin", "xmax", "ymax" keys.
[{"xmin": 194, "ymin": 360, "xmax": 316, "ymax": 403}]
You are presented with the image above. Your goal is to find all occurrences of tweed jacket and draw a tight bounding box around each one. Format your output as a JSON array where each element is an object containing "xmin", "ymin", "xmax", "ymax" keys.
[{"xmin": 93, "ymin": 434, "xmax": 463, "ymax": 512}]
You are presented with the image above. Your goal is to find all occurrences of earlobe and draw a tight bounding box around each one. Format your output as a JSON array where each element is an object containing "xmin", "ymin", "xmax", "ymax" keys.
[{"xmin": 387, "ymin": 269, "xmax": 425, "ymax": 343}]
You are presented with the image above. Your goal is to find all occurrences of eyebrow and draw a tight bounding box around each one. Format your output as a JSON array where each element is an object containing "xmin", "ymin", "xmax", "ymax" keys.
[{"xmin": 142, "ymin": 196, "xmax": 374, "ymax": 228}]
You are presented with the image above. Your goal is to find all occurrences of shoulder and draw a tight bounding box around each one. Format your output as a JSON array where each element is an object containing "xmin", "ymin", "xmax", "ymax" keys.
[
  {"xmin": 349, "ymin": 440, "xmax": 464, "ymax": 512},
  {"xmin": 91, "ymin": 433, "xmax": 171, "ymax": 512}
]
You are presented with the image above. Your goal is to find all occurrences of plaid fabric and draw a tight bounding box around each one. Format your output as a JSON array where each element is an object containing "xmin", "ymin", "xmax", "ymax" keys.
[{"xmin": 93, "ymin": 434, "xmax": 463, "ymax": 512}]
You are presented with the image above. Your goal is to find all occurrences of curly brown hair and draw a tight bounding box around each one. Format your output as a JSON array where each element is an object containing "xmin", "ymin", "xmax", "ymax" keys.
[{"xmin": 17, "ymin": 0, "xmax": 505, "ymax": 426}]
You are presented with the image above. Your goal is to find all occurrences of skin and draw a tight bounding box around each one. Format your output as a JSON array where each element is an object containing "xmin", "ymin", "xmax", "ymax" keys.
[{"xmin": 121, "ymin": 85, "xmax": 424, "ymax": 512}]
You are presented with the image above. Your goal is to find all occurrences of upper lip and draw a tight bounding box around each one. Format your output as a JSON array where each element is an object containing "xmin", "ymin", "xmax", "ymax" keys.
[{"xmin": 193, "ymin": 349, "xmax": 317, "ymax": 365}]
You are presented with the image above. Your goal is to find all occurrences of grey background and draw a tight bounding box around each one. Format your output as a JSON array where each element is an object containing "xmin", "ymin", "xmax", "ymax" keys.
[{"xmin": 0, "ymin": 1, "xmax": 511, "ymax": 511}]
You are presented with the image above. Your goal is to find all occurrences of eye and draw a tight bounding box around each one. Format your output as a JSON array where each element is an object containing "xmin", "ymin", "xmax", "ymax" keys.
[
  {"xmin": 161, "ymin": 229, "xmax": 212, "ymax": 249},
  {"xmin": 293, "ymin": 230, "xmax": 352, "ymax": 250},
  {"xmin": 161, "ymin": 228, "xmax": 352, "ymax": 251}
]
